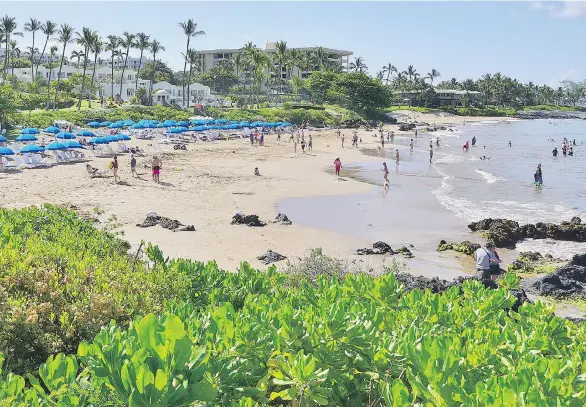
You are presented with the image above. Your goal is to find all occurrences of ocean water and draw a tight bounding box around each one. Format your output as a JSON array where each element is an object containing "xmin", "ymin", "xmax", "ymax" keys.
[{"xmin": 430, "ymin": 118, "xmax": 586, "ymax": 258}]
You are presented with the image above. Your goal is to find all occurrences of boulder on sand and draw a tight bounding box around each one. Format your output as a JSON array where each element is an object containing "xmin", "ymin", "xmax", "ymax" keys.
[
  {"xmin": 136, "ymin": 214, "xmax": 195, "ymax": 232},
  {"xmin": 356, "ymin": 241, "xmax": 413, "ymax": 257},
  {"xmin": 274, "ymin": 213, "xmax": 292, "ymax": 225},
  {"xmin": 520, "ymin": 253, "xmax": 586, "ymax": 298},
  {"xmin": 398, "ymin": 123, "xmax": 416, "ymax": 131},
  {"xmin": 437, "ymin": 240, "xmax": 480, "ymax": 256},
  {"xmin": 231, "ymin": 212, "xmax": 266, "ymax": 227},
  {"xmin": 468, "ymin": 219, "xmax": 522, "ymax": 248},
  {"xmin": 257, "ymin": 249, "xmax": 287, "ymax": 265}
]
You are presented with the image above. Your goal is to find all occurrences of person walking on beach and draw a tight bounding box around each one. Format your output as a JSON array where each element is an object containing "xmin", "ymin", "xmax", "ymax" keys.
[
  {"xmin": 249, "ymin": 133, "xmax": 254, "ymax": 146},
  {"xmin": 382, "ymin": 162, "xmax": 389, "ymax": 189},
  {"xmin": 130, "ymin": 155, "xmax": 137, "ymax": 178},
  {"xmin": 395, "ymin": 149, "xmax": 400, "ymax": 165},
  {"xmin": 472, "ymin": 136, "xmax": 477, "ymax": 146},
  {"xmin": 289, "ymin": 132, "xmax": 294, "ymax": 143},
  {"xmin": 336, "ymin": 128, "xmax": 341, "ymax": 138},
  {"xmin": 352, "ymin": 132, "xmax": 358, "ymax": 147},
  {"xmin": 429, "ymin": 147, "xmax": 434, "ymax": 163},
  {"xmin": 308, "ymin": 135, "xmax": 313, "ymax": 151},
  {"xmin": 381, "ymin": 134, "xmax": 385, "ymax": 148},
  {"xmin": 334, "ymin": 157, "xmax": 342, "ymax": 176},
  {"xmin": 436, "ymin": 137, "xmax": 440, "ymax": 148},
  {"xmin": 294, "ymin": 140, "xmax": 298, "ymax": 153},
  {"xmin": 341, "ymin": 134, "xmax": 345, "ymax": 148},
  {"xmin": 415, "ymin": 129, "xmax": 418, "ymax": 138},
  {"xmin": 152, "ymin": 155, "xmax": 161, "ymax": 183},
  {"xmin": 390, "ymin": 131, "xmax": 395, "ymax": 143},
  {"xmin": 301, "ymin": 136, "xmax": 306, "ymax": 153},
  {"xmin": 260, "ymin": 133, "xmax": 264, "ymax": 146},
  {"xmin": 111, "ymin": 155, "xmax": 120, "ymax": 183}
]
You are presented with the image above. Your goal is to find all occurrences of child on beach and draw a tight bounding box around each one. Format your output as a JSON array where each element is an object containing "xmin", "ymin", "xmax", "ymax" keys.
[{"xmin": 334, "ymin": 157, "xmax": 342, "ymax": 176}]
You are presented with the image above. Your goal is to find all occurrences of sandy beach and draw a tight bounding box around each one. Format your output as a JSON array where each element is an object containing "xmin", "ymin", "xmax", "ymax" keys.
[{"xmin": 0, "ymin": 111, "xmax": 501, "ymax": 274}]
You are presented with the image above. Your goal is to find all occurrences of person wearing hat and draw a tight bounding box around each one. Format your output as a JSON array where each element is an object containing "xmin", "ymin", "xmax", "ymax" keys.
[{"xmin": 475, "ymin": 242, "xmax": 502, "ymax": 281}]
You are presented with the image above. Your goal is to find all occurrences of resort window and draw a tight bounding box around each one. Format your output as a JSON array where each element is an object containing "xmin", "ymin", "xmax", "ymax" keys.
[{"xmin": 127, "ymin": 75, "xmax": 132, "ymax": 80}]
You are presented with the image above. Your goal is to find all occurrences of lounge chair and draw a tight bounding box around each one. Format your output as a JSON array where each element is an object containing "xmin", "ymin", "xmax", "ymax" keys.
[
  {"xmin": 31, "ymin": 154, "xmax": 51, "ymax": 167},
  {"xmin": 85, "ymin": 164, "xmax": 109, "ymax": 178}
]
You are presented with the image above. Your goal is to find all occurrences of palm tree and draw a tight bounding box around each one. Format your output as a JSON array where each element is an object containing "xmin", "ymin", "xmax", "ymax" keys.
[
  {"xmin": 24, "ymin": 18, "xmax": 41, "ymax": 80},
  {"xmin": 233, "ymin": 53, "xmax": 243, "ymax": 84},
  {"xmin": 314, "ymin": 47, "xmax": 327, "ymax": 70},
  {"xmin": 288, "ymin": 48, "xmax": 301, "ymax": 78},
  {"xmin": 349, "ymin": 57, "xmax": 367, "ymax": 73},
  {"xmin": 53, "ymin": 24, "xmax": 74, "ymax": 110},
  {"xmin": 46, "ymin": 45, "xmax": 58, "ymax": 109},
  {"xmin": 76, "ymin": 27, "xmax": 96, "ymax": 110},
  {"xmin": 88, "ymin": 34, "xmax": 102, "ymax": 108},
  {"xmin": 0, "ymin": 15, "xmax": 23, "ymax": 79},
  {"xmin": 104, "ymin": 35, "xmax": 120, "ymax": 101},
  {"xmin": 404, "ymin": 65, "xmax": 417, "ymax": 83},
  {"xmin": 178, "ymin": 19, "xmax": 205, "ymax": 108},
  {"xmin": 36, "ymin": 20, "xmax": 56, "ymax": 78},
  {"xmin": 119, "ymin": 31, "xmax": 135, "ymax": 96},
  {"xmin": 426, "ymin": 69, "xmax": 440, "ymax": 86},
  {"xmin": 183, "ymin": 48, "xmax": 197, "ymax": 106},
  {"xmin": 9, "ymin": 41, "xmax": 20, "ymax": 78},
  {"xmin": 376, "ymin": 71, "xmax": 384, "ymax": 80},
  {"xmin": 274, "ymin": 41, "xmax": 287, "ymax": 95},
  {"xmin": 382, "ymin": 63, "xmax": 397, "ymax": 85},
  {"xmin": 70, "ymin": 50, "xmax": 84, "ymax": 68},
  {"xmin": 148, "ymin": 40, "xmax": 164, "ymax": 105},
  {"xmin": 133, "ymin": 32, "xmax": 150, "ymax": 90}
]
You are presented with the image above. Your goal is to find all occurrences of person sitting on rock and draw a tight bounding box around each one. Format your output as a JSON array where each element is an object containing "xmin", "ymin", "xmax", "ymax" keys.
[
  {"xmin": 475, "ymin": 242, "xmax": 502, "ymax": 282},
  {"xmin": 254, "ymin": 167, "xmax": 261, "ymax": 176}
]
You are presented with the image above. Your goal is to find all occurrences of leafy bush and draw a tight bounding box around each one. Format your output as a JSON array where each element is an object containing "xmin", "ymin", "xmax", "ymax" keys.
[{"xmin": 0, "ymin": 205, "xmax": 191, "ymax": 374}]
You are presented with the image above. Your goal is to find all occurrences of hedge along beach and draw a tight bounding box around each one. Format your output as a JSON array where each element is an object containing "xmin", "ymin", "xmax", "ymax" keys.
[{"xmin": 0, "ymin": 110, "xmax": 508, "ymax": 277}]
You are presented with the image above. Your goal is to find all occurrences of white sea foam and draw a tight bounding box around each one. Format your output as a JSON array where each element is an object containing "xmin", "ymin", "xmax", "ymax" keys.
[
  {"xmin": 474, "ymin": 169, "xmax": 505, "ymax": 184},
  {"xmin": 428, "ymin": 129, "xmax": 461, "ymax": 139},
  {"xmin": 515, "ymin": 239, "xmax": 586, "ymax": 260},
  {"xmin": 435, "ymin": 154, "xmax": 478, "ymax": 164}
]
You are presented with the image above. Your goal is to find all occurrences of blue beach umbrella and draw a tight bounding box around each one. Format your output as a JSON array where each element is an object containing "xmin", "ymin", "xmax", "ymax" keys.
[
  {"xmin": 176, "ymin": 121, "xmax": 188, "ymax": 126},
  {"xmin": 45, "ymin": 142, "xmax": 67, "ymax": 151},
  {"xmin": 163, "ymin": 119, "xmax": 176, "ymax": 125},
  {"xmin": 156, "ymin": 123, "xmax": 167, "ymax": 128},
  {"xmin": 130, "ymin": 123, "xmax": 145, "ymax": 129},
  {"xmin": 149, "ymin": 120, "xmax": 159, "ymax": 124},
  {"xmin": 56, "ymin": 132, "xmax": 76, "ymax": 140},
  {"xmin": 167, "ymin": 127, "xmax": 184, "ymax": 134},
  {"xmin": 123, "ymin": 120, "xmax": 135, "ymax": 126},
  {"xmin": 20, "ymin": 144, "xmax": 44, "ymax": 153},
  {"xmin": 240, "ymin": 121, "xmax": 250, "ymax": 126},
  {"xmin": 44, "ymin": 126, "xmax": 61, "ymax": 134},
  {"xmin": 105, "ymin": 135, "xmax": 119, "ymax": 142},
  {"xmin": 77, "ymin": 130, "xmax": 96, "ymax": 137},
  {"xmin": 64, "ymin": 141, "xmax": 83, "ymax": 149},
  {"xmin": 16, "ymin": 134, "xmax": 38, "ymax": 142},
  {"xmin": 0, "ymin": 135, "xmax": 7, "ymax": 142},
  {"xmin": 89, "ymin": 137, "xmax": 110, "ymax": 145},
  {"xmin": 143, "ymin": 122, "xmax": 156, "ymax": 128},
  {"xmin": 0, "ymin": 147, "xmax": 15, "ymax": 155},
  {"xmin": 109, "ymin": 122, "xmax": 123, "ymax": 129},
  {"xmin": 282, "ymin": 122, "xmax": 292, "ymax": 127},
  {"xmin": 190, "ymin": 126, "xmax": 205, "ymax": 132},
  {"xmin": 88, "ymin": 121, "xmax": 101, "ymax": 128},
  {"xmin": 100, "ymin": 121, "xmax": 112, "ymax": 127},
  {"xmin": 115, "ymin": 134, "xmax": 131, "ymax": 141},
  {"xmin": 20, "ymin": 128, "xmax": 40, "ymax": 135}
]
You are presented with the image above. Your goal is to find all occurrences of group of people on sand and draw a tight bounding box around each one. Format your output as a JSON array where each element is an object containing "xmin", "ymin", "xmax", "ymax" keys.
[{"xmin": 88, "ymin": 155, "xmax": 162, "ymax": 184}]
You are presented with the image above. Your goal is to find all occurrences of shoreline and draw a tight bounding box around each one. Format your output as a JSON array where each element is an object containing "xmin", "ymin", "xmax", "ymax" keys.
[{"xmin": 0, "ymin": 112, "xmax": 510, "ymax": 275}]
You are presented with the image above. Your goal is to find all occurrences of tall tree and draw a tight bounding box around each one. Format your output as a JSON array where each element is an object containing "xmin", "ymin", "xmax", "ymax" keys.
[
  {"xmin": 104, "ymin": 35, "xmax": 120, "ymax": 100},
  {"xmin": 70, "ymin": 50, "xmax": 84, "ymax": 68},
  {"xmin": 0, "ymin": 15, "xmax": 23, "ymax": 79},
  {"xmin": 314, "ymin": 47, "xmax": 327, "ymax": 70},
  {"xmin": 148, "ymin": 40, "xmax": 164, "ymax": 105},
  {"xmin": 88, "ymin": 34, "xmax": 102, "ymax": 108},
  {"xmin": 76, "ymin": 27, "xmax": 95, "ymax": 110},
  {"xmin": 24, "ymin": 18, "xmax": 41, "ymax": 80},
  {"xmin": 133, "ymin": 32, "xmax": 150, "ymax": 90},
  {"xmin": 53, "ymin": 24, "xmax": 74, "ymax": 110},
  {"xmin": 119, "ymin": 31, "xmax": 135, "ymax": 96},
  {"xmin": 404, "ymin": 65, "xmax": 417, "ymax": 83},
  {"xmin": 178, "ymin": 19, "xmax": 205, "ymax": 108},
  {"xmin": 274, "ymin": 41, "xmax": 287, "ymax": 95},
  {"xmin": 9, "ymin": 41, "xmax": 20, "ymax": 79},
  {"xmin": 349, "ymin": 57, "xmax": 367, "ymax": 73},
  {"xmin": 382, "ymin": 63, "xmax": 397, "ymax": 85},
  {"xmin": 426, "ymin": 68, "xmax": 440, "ymax": 86},
  {"xmin": 183, "ymin": 48, "xmax": 197, "ymax": 105},
  {"xmin": 233, "ymin": 53, "xmax": 243, "ymax": 84},
  {"xmin": 46, "ymin": 45, "xmax": 58, "ymax": 109},
  {"xmin": 36, "ymin": 20, "xmax": 56, "ymax": 78}
]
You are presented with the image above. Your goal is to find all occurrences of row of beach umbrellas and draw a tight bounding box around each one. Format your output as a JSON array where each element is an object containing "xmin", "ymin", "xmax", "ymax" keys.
[{"xmin": 0, "ymin": 141, "xmax": 83, "ymax": 156}]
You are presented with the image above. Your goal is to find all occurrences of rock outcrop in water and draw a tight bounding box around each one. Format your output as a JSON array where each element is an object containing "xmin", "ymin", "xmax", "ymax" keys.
[
  {"xmin": 398, "ymin": 123, "xmax": 416, "ymax": 131},
  {"xmin": 273, "ymin": 213, "xmax": 292, "ymax": 225},
  {"xmin": 437, "ymin": 240, "xmax": 480, "ymax": 256},
  {"xmin": 508, "ymin": 251, "xmax": 565, "ymax": 274},
  {"xmin": 515, "ymin": 111, "xmax": 583, "ymax": 120},
  {"xmin": 136, "ymin": 215, "xmax": 195, "ymax": 232},
  {"xmin": 468, "ymin": 217, "xmax": 586, "ymax": 248},
  {"xmin": 231, "ymin": 212, "xmax": 266, "ymax": 227},
  {"xmin": 356, "ymin": 241, "xmax": 413, "ymax": 258},
  {"xmin": 520, "ymin": 254, "xmax": 586, "ymax": 298}
]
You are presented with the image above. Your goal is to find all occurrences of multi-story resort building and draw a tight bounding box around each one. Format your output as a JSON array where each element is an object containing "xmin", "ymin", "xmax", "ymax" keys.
[{"xmin": 195, "ymin": 41, "xmax": 353, "ymax": 80}]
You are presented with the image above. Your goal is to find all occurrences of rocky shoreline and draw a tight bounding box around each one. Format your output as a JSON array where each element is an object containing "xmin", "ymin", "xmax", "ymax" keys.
[{"xmin": 515, "ymin": 111, "xmax": 584, "ymax": 120}]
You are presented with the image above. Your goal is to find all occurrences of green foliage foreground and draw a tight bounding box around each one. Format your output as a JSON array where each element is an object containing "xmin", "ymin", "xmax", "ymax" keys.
[{"xmin": 1, "ymin": 206, "xmax": 586, "ymax": 406}]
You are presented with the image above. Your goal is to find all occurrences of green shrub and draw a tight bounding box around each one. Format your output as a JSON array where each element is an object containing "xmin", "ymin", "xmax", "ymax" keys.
[{"xmin": 0, "ymin": 205, "xmax": 191, "ymax": 374}]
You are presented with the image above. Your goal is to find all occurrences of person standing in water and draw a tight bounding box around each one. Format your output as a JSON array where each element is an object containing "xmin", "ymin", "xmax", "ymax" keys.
[
  {"xmin": 395, "ymin": 149, "xmax": 400, "ymax": 165},
  {"xmin": 341, "ymin": 134, "xmax": 345, "ymax": 148},
  {"xmin": 436, "ymin": 138, "xmax": 440, "ymax": 148},
  {"xmin": 508, "ymin": 141, "xmax": 512, "ymax": 147},
  {"xmin": 410, "ymin": 139, "xmax": 414, "ymax": 153},
  {"xmin": 472, "ymin": 136, "xmax": 476, "ymax": 146},
  {"xmin": 308, "ymin": 135, "xmax": 313, "ymax": 151},
  {"xmin": 429, "ymin": 147, "xmax": 433, "ymax": 163},
  {"xmin": 415, "ymin": 129, "xmax": 418, "ymax": 138},
  {"xmin": 334, "ymin": 157, "xmax": 342, "ymax": 176},
  {"xmin": 534, "ymin": 164, "xmax": 543, "ymax": 186},
  {"xmin": 382, "ymin": 162, "xmax": 389, "ymax": 189},
  {"xmin": 552, "ymin": 147, "xmax": 558, "ymax": 157}
]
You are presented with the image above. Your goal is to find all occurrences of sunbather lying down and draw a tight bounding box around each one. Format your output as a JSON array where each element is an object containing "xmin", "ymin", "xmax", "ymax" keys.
[{"xmin": 86, "ymin": 164, "xmax": 109, "ymax": 177}]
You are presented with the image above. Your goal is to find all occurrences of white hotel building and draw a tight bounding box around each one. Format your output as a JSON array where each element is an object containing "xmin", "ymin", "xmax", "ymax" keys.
[
  {"xmin": 10, "ymin": 66, "xmax": 213, "ymax": 107},
  {"xmin": 196, "ymin": 41, "xmax": 353, "ymax": 80}
]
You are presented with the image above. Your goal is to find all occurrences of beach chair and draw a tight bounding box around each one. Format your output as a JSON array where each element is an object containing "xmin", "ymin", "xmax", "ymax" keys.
[
  {"xmin": 1, "ymin": 156, "xmax": 17, "ymax": 170},
  {"xmin": 32, "ymin": 153, "xmax": 51, "ymax": 167}
]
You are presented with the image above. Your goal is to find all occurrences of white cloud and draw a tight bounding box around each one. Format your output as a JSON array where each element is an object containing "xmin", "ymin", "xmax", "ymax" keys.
[{"xmin": 531, "ymin": 1, "xmax": 586, "ymax": 19}]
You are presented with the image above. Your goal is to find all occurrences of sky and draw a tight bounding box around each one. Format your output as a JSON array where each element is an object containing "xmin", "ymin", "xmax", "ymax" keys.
[{"xmin": 2, "ymin": 1, "xmax": 585, "ymax": 86}]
